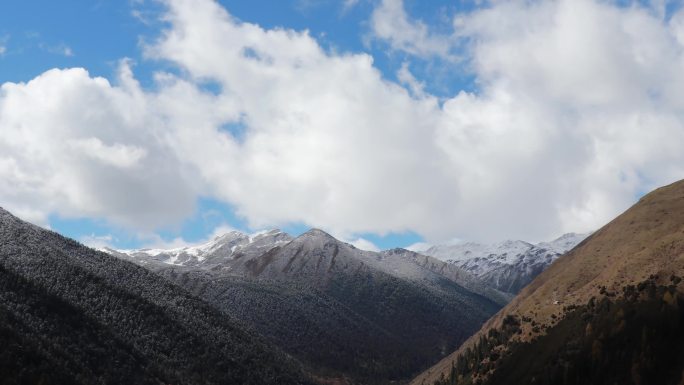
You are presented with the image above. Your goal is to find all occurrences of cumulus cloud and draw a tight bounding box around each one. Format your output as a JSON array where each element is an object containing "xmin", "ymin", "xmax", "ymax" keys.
[
  {"xmin": 1, "ymin": 0, "xmax": 684, "ymax": 244},
  {"xmin": 0, "ymin": 64, "xmax": 198, "ymax": 229},
  {"xmin": 143, "ymin": 0, "xmax": 459, "ymax": 240},
  {"xmin": 345, "ymin": 237, "xmax": 381, "ymax": 252},
  {"xmin": 439, "ymin": 0, "xmax": 684, "ymax": 238}
]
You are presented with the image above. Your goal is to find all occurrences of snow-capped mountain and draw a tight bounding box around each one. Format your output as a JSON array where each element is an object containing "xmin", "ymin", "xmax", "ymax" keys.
[
  {"xmin": 419, "ymin": 233, "xmax": 589, "ymax": 294},
  {"xmin": 109, "ymin": 228, "xmax": 585, "ymax": 299},
  {"xmin": 105, "ymin": 229, "xmax": 292, "ymax": 268},
  {"xmin": 107, "ymin": 228, "xmax": 510, "ymax": 305}
]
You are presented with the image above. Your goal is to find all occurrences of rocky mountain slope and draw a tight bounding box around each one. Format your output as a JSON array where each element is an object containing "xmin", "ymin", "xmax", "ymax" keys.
[
  {"xmin": 112, "ymin": 229, "xmax": 504, "ymax": 384},
  {"xmin": 420, "ymin": 233, "xmax": 587, "ymax": 295},
  {"xmin": 413, "ymin": 179, "xmax": 684, "ymax": 385},
  {"xmin": 0, "ymin": 207, "xmax": 312, "ymax": 385}
]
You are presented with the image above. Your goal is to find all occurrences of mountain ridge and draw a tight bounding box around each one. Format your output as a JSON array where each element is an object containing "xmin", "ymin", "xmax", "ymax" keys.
[
  {"xmin": 112, "ymin": 228, "xmax": 584, "ymax": 300},
  {"xmin": 418, "ymin": 233, "xmax": 588, "ymax": 295}
]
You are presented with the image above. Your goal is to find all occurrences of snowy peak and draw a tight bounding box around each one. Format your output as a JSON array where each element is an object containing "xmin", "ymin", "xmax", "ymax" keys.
[
  {"xmin": 421, "ymin": 233, "xmax": 589, "ymax": 294},
  {"xmin": 425, "ymin": 234, "xmax": 586, "ymax": 264},
  {"xmin": 297, "ymin": 228, "xmax": 365, "ymax": 248},
  {"xmin": 243, "ymin": 229, "xmax": 365, "ymax": 280},
  {"xmin": 249, "ymin": 229, "xmax": 292, "ymax": 242},
  {"xmin": 111, "ymin": 229, "xmax": 292, "ymax": 268},
  {"xmin": 426, "ymin": 239, "xmax": 534, "ymax": 264},
  {"xmin": 300, "ymin": 228, "xmax": 334, "ymax": 238},
  {"xmin": 293, "ymin": 228, "xmax": 341, "ymax": 246},
  {"xmin": 538, "ymin": 232, "xmax": 589, "ymax": 254}
]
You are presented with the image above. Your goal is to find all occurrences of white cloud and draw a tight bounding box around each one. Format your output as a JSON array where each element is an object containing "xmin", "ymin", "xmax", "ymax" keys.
[
  {"xmin": 405, "ymin": 242, "xmax": 432, "ymax": 252},
  {"xmin": 0, "ymin": 35, "xmax": 8, "ymax": 56},
  {"xmin": 346, "ymin": 237, "xmax": 381, "ymax": 252},
  {"xmin": 0, "ymin": 63, "xmax": 199, "ymax": 229},
  {"xmin": 397, "ymin": 62, "xmax": 426, "ymax": 97},
  {"xmin": 370, "ymin": 0, "xmax": 455, "ymax": 59},
  {"xmin": 69, "ymin": 137, "xmax": 147, "ymax": 168},
  {"xmin": 61, "ymin": 46, "xmax": 74, "ymax": 57},
  {"xmin": 138, "ymin": 223, "xmax": 237, "ymax": 250},
  {"xmin": 142, "ymin": 0, "xmax": 458, "ymax": 240},
  {"xmin": 131, "ymin": 9, "xmax": 154, "ymax": 25},
  {"xmin": 343, "ymin": 0, "xmax": 360, "ymax": 11},
  {"xmin": 2, "ymin": 0, "xmax": 684, "ymax": 245},
  {"xmin": 438, "ymin": 0, "xmax": 684, "ymax": 238},
  {"xmin": 41, "ymin": 43, "xmax": 74, "ymax": 57},
  {"xmin": 81, "ymin": 233, "xmax": 114, "ymax": 249}
]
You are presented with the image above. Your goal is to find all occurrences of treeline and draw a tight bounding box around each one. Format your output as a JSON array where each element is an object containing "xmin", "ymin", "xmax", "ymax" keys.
[{"xmin": 434, "ymin": 275, "xmax": 684, "ymax": 385}]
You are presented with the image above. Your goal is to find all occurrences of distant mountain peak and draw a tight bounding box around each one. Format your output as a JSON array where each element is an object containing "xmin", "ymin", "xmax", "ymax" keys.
[
  {"xmin": 108, "ymin": 228, "xmax": 293, "ymax": 268},
  {"xmin": 384, "ymin": 247, "xmax": 412, "ymax": 254},
  {"xmin": 553, "ymin": 232, "xmax": 581, "ymax": 240},
  {"xmin": 421, "ymin": 233, "xmax": 589, "ymax": 295},
  {"xmin": 212, "ymin": 230, "xmax": 245, "ymax": 241},
  {"xmin": 300, "ymin": 228, "xmax": 336, "ymax": 239}
]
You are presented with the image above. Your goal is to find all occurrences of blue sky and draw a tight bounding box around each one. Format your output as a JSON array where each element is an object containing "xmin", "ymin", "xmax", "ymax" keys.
[
  {"xmin": 1, "ymin": 0, "xmax": 682, "ymax": 251},
  {"xmin": 0, "ymin": 1, "xmax": 474, "ymax": 91}
]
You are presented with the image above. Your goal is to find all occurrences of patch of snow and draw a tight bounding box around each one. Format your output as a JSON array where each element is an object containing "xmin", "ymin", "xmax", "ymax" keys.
[
  {"xmin": 422, "ymin": 233, "xmax": 590, "ymax": 282},
  {"xmin": 112, "ymin": 229, "xmax": 291, "ymax": 268}
]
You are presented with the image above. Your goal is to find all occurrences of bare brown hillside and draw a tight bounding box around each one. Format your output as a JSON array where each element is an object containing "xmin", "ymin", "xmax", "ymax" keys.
[{"xmin": 412, "ymin": 178, "xmax": 684, "ymax": 385}]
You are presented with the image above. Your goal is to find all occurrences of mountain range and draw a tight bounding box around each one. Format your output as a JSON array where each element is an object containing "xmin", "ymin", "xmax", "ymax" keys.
[
  {"xmin": 107, "ymin": 228, "xmax": 504, "ymax": 384},
  {"xmin": 417, "ymin": 233, "xmax": 588, "ymax": 295},
  {"xmin": 100, "ymin": 226, "xmax": 586, "ymax": 383}
]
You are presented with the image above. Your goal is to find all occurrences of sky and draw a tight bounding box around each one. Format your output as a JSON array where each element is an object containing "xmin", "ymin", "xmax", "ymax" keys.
[{"xmin": 1, "ymin": 0, "xmax": 684, "ymax": 252}]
